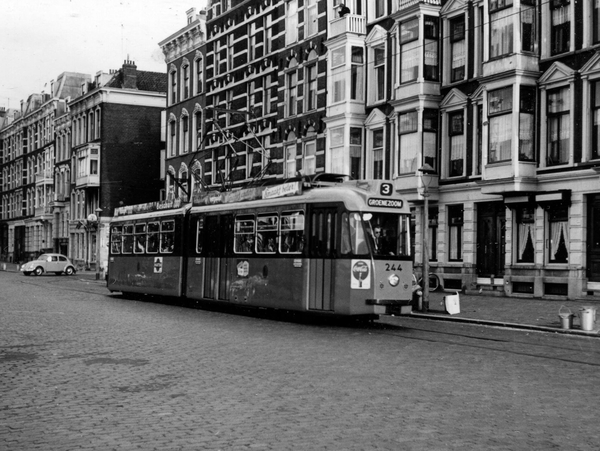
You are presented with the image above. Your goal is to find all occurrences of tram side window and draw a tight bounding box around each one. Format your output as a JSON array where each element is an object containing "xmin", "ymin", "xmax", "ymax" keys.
[
  {"xmin": 110, "ymin": 226, "xmax": 122, "ymax": 254},
  {"xmin": 122, "ymin": 224, "xmax": 134, "ymax": 254},
  {"xmin": 257, "ymin": 214, "xmax": 278, "ymax": 253},
  {"xmin": 134, "ymin": 223, "xmax": 147, "ymax": 254},
  {"xmin": 147, "ymin": 222, "xmax": 159, "ymax": 253},
  {"xmin": 280, "ymin": 211, "xmax": 305, "ymax": 254},
  {"xmin": 160, "ymin": 220, "xmax": 175, "ymax": 253},
  {"xmin": 235, "ymin": 216, "xmax": 255, "ymax": 253}
]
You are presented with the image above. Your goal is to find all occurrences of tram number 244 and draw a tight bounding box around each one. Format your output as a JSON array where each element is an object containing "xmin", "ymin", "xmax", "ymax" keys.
[{"xmin": 384, "ymin": 263, "xmax": 403, "ymax": 272}]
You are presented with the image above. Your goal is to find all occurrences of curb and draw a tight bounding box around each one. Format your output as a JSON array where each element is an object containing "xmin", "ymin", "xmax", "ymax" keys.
[{"xmin": 409, "ymin": 312, "xmax": 600, "ymax": 337}]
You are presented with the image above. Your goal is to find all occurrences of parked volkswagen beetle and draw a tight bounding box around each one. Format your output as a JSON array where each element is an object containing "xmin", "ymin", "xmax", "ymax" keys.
[{"xmin": 21, "ymin": 253, "xmax": 77, "ymax": 276}]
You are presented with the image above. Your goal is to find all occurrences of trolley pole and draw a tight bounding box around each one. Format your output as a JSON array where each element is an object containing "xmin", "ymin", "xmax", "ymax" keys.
[{"xmin": 419, "ymin": 164, "xmax": 435, "ymax": 313}]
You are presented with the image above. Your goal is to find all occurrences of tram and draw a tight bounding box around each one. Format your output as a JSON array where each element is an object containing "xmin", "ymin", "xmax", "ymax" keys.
[{"xmin": 107, "ymin": 175, "xmax": 415, "ymax": 318}]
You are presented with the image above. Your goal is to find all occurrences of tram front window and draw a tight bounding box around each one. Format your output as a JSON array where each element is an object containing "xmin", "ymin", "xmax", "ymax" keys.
[{"xmin": 342, "ymin": 212, "xmax": 410, "ymax": 257}]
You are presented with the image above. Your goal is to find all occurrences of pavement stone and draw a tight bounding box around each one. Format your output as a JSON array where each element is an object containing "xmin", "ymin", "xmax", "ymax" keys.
[{"xmin": 1, "ymin": 261, "xmax": 599, "ymax": 336}]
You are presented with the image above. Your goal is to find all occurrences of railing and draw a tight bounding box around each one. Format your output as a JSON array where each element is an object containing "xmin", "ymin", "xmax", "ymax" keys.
[
  {"xmin": 398, "ymin": 0, "xmax": 441, "ymax": 8},
  {"xmin": 330, "ymin": 14, "xmax": 366, "ymax": 38}
]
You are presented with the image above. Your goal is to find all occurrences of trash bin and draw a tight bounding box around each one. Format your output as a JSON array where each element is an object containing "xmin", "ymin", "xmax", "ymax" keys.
[
  {"xmin": 558, "ymin": 306, "xmax": 574, "ymax": 330},
  {"xmin": 580, "ymin": 306, "xmax": 597, "ymax": 331},
  {"xmin": 444, "ymin": 292, "xmax": 460, "ymax": 315}
]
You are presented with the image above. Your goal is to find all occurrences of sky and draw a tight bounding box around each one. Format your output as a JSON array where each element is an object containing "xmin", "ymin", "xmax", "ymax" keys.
[{"xmin": 0, "ymin": 0, "xmax": 207, "ymax": 109}]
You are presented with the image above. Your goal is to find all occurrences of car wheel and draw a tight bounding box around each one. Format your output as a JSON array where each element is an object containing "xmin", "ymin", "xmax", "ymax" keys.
[
  {"xmin": 34, "ymin": 267, "xmax": 44, "ymax": 276},
  {"xmin": 64, "ymin": 266, "xmax": 75, "ymax": 276}
]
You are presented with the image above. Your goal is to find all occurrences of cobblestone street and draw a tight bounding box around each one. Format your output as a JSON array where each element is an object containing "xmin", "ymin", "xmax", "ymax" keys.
[{"xmin": 1, "ymin": 272, "xmax": 599, "ymax": 450}]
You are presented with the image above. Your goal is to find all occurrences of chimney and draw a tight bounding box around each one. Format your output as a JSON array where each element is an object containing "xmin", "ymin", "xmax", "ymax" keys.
[
  {"xmin": 122, "ymin": 60, "xmax": 138, "ymax": 89},
  {"xmin": 0, "ymin": 107, "xmax": 6, "ymax": 118}
]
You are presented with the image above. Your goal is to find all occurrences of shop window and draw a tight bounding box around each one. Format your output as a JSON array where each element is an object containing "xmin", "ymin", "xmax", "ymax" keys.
[
  {"xmin": 516, "ymin": 206, "xmax": 534, "ymax": 263},
  {"xmin": 548, "ymin": 205, "xmax": 568, "ymax": 264}
]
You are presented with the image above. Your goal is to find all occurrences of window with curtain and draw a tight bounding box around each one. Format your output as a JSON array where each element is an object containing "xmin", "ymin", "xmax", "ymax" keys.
[
  {"xmin": 450, "ymin": 16, "xmax": 465, "ymax": 82},
  {"xmin": 303, "ymin": 139, "xmax": 316, "ymax": 176},
  {"xmin": 448, "ymin": 205, "xmax": 463, "ymax": 261},
  {"xmin": 400, "ymin": 19, "xmax": 419, "ymax": 83},
  {"xmin": 372, "ymin": 128, "xmax": 384, "ymax": 179},
  {"xmin": 286, "ymin": 0, "xmax": 298, "ymax": 45},
  {"xmin": 521, "ymin": 4, "xmax": 536, "ymax": 53},
  {"xmin": 547, "ymin": 86, "xmax": 570, "ymax": 166},
  {"xmin": 449, "ymin": 111, "xmax": 465, "ymax": 177},
  {"xmin": 286, "ymin": 67, "xmax": 297, "ymax": 117},
  {"xmin": 551, "ymin": 0, "xmax": 570, "ymax": 55},
  {"xmin": 595, "ymin": 0, "xmax": 600, "ymax": 44},
  {"xmin": 350, "ymin": 127, "xmax": 362, "ymax": 179},
  {"xmin": 398, "ymin": 112, "xmax": 418, "ymax": 174},
  {"xmin": 592, "ymin": 80, "xmax": 600, "ymax": 160},
  {"xmin": 516, "ymin": 206, "xmax": 534, "ymax": 263},
  {"xmin": 424, "ymin": 16, "xmax": 439, "ymax": 81},
  {"xmin": 305, "ymin": 0, "xmax": 317, "ymax": 37},
  {"xmin": 330, "ymin": 127, "xmax": 345, "ymax": 174},
  {"xmin": 332, "ymin": 48, "xmax": 345, "ymax": 103},
  {"xmin": 285, "ymin": 133, "xmax": 297, "ymax": 178},
  {"xmin": 170, "ymin": 70, "xmax": 178, "ymax": 105},
  {"xmin": 488, "ymin": 86, "xmax": 513, "ymax": 163},
  {"xmin": 423, "ymin": 109, "xmax": 438, "ymax": 169},
  {"xmin": 519, "ymin": 86, "xmax": 536, "ymax": 161},
  {"xmin": 548, "ymin": 205, "xmax": 568, "ymax": 263},
  {"xmin": 374, "ymin": 46, "xmax": 386, "ymax": 100},
  {"xmin": 305, "ymin": 63, "xmax": 317, "ymax": 111},
  {"xmin": 195, "ymin": 57, "xmax": 203, "ymax": 94},
  {"xmin": 181, "ymin": 115, "xmax": 189, "ymax": 154},
  {"xmin": 490, "ymin": 7, "xmax": 513, "ymax": 58},
  {"xmin": 350, "ymin": 46, "xmax": 364, "ymax": 101}
]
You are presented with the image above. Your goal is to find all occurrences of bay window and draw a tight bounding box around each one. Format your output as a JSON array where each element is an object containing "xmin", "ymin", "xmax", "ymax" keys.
[
  {"xmin": 519, "ymin": 86, "xmax": 536, "ymax": 161},
  {"xmin": 488, "ymin": 86, "xmax": 513, "ymax": 163},
  {"xmin": 521, "ymin": 2, "xmax": 536, "ymax": 53},
  {"xmin": 547, "ymin": 87, "xmax": 570, "ymax": 166},
  {"xmin": 398, "ymin": 112, "xmax": 418, "ymax": 174},
  {"xmin": 351, "ymin": 46, "xmax": 364, "ymax": 101},
  {"xmin": 332, "ymin": 48, "xmax": 346, "ymax": 103},
  {"xmin": 490, "ymin": 5, "xmax": 514, "ymax": 58},
  {"xmin": 424, "ymin": 16, "xmax": 439, "ymax": 81},
  {"xmin": 400, "ymin": 19, "xmax": 419, "ymax": 83},
  {"xmin": 423, "ymin": 109, "xmax": 438, "ymax": 169}
]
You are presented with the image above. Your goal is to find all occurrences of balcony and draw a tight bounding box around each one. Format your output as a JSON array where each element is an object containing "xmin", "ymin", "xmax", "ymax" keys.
[
  {"xmin": 329, "ymin": 14, "xmax": 366, "ymax": 39},
  {"xmin": 35, "ymin": 169, "xmax": 54, "ymax": 186},
  {"xmin": 34, "ymin": 205, "xmax": 53, "ymax": 220},
  {"xmin": 75, "ymin": 174, "xmax": 100, "ymax": 188},
  {"xmin": 398, "ymin": 0, "xmax": 441, "ymax": 7}
]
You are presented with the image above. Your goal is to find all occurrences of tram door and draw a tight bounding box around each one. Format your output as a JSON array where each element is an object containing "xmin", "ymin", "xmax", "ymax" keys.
[
  {"xmin": 203, "ymin": 214, "xmax": 233, "ymax": 300},
  {"xmin": 587, "ymin": 195, "xmax": 600, "ymax": 281},
  {"xmin": 308, "ymin": 208, "xmax": 337, "ymax": 311},
  {"xmin": 476, "ymin": 202, "xmax": 505, "ymax": 277}
]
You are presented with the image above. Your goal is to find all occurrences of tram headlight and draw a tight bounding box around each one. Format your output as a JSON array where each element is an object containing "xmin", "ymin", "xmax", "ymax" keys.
[{"xmin": 388, "ymin": 273, "xmax": 400, "ymax": 287}]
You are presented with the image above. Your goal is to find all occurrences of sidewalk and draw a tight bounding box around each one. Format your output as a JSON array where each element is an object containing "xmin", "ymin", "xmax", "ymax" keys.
[
  {"xmin": 2, "ymin": 261, "xmax": 598, "ymax": 335},
  {"xmin": 413, "ymin": 289, "xmax": 600, "ymax": 337}
]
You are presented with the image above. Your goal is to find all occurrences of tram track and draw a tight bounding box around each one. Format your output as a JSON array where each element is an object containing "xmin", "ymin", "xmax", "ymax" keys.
[{"xmin": 369, "ymin": 318, "xmax": 600, "ymax": 367}]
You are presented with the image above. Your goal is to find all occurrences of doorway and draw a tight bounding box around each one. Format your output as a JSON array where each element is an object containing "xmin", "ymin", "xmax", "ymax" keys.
[{"xmin": 476, "ymin": 202, "xmax": 505, "ymax": 277}]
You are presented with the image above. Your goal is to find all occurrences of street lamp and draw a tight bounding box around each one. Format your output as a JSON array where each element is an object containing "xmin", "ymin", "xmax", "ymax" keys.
[
  {"xmin": 418, "ymin": 163, "xmax": 436, "ymax": 313},
  {"xmin": 95, "ymin": 207, "xmax": 103, "ymax": 280}
]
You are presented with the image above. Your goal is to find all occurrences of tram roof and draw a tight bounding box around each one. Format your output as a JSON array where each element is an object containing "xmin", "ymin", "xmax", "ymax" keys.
[{"xmin": 112, "ymin": 175, "xmax": 408, "ymax": 220}]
